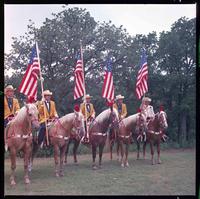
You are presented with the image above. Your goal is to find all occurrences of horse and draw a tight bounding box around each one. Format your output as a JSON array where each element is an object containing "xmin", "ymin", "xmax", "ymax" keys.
[
  {"xmin": 48, "ymin": 111, "xmax": 85, "ymax": 177},
  {"xmin": 89, "ymin": 107, "xmax": 119, "ymax": 169},
  {"xmin": 5, "ymin": 103, "xmax": 40, "ymax": 185},
  {"xmin": 112, "ymin": 112, "xmax": 147, "ymax": 167},
  {"xmin": 137, "ymin": 111, "xmax": 168, "ymax": 165}
]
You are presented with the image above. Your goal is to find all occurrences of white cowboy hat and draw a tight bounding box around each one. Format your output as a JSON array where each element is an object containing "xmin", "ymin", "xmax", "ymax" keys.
[
  {"xmin": 5, "ymin": 85, "xmax": 16, "ymax": 92},
  {"xmin": 82, "ymin": 94, "xmax": 92, "ymax": 100},
  {"xmin": 142, "ymin": 97, "xmax": 151, "ymax": 102},
  {"xmin": 116, "ymin": 94, "xmax": 124, "ymax": 100},
  {"xmin": 43, "ymin": 90, "xmax": 53, "ymax": 96}
]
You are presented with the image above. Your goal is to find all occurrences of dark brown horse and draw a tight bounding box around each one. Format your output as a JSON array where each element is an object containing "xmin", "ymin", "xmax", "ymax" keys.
[
  {"xmin": 64, "ymin": 129, "xmax": 84, "ymax": 165},
  {"xmin": 5, "ymin": 103, "xmax": 40, "ymax": 185},
  {"xmin": 89, "ymin": 107, "xmax": 119, "ymax": 169},
  {"xmin": 48, "ymin": 111, "xmax": 85, "ymax": 177},
  {"xmin": 137, "ymin": 110, "xmax": 168, "ymax": 165},
  {"xmin": 110, "ymin": 112, "xmax": 147, "ymax": 167}
]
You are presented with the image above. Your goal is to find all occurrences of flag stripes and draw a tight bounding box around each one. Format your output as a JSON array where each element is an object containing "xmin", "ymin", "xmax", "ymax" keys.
[
  {"xmin": 135, "ymin": 49, "xmax": 148, "ymax": 99},
  {"xmin": 102, "ymin": 58, "xmax": 114, "ymax": 101},
  {"xmin": 18, "ymin": 44, "xmax": 40, "ymax": 100},
  {"xmin": 74, "ymin": 58, "xmax": 85, "ymax": 100}
]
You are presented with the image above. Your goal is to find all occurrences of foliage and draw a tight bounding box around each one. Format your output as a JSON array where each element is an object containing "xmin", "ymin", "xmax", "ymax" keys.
[{"xmin": 4, "ymin": 7, "xmax": 196, "ymax": 146}]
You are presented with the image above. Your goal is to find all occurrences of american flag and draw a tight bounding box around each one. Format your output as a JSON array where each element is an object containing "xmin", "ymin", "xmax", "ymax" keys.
[
  {"xmin": 74, "ymin": 53, "xmax": 85, "ymax": 100},
  {"xmin": 135, "ymin": 49, "xmax": 148, "ymax": 99},
  {"xmin": 102, "ymin": 58, "xmax": 114, "ymax": 102},
  {"xmin": 18, "ymin": 44, "xmax": 40, "ymax": 100}
]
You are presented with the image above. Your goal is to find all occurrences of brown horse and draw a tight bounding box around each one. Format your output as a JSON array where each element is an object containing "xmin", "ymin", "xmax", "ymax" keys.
[
  {"xmin": 114, "ymin": 112, "xmax": 147, "ymax": 167},
  {"xmin": 48, "ymin": 111, "xmax": 85, "ymax": 177},
  {"xmin": 89, "ymin": 107, "xmax": 119, "ymax": 169},
  {"xmin": 137, "ymin": 110, "xmax": 168, "ymax": 165},
  {"xmin": 5, "ymin": 103, "xmax": 40, "ymax": 185}
]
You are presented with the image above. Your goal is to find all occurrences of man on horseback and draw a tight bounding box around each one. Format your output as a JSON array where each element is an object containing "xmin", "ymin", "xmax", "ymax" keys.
[
  {"xmin": 140, "ymin": 97, "xmax": 155, "ymax": 124},
  {"xmin": 4, "ymin": 85, "xmax": 20, "ymax": 150},
  {"xmin": 113, "ymin": 94, "xmax": 127, "ymax": 120},
  {"xmin": 37, "ymin": 90, "xmax": 59, "ymax": 148},
  {"xmin": 4, "ymin": 85, "xmax": 20, "ymax": 127},
  {"xmin": 80, "ymin": 94, "xmax": 96, "ymax": 142}
]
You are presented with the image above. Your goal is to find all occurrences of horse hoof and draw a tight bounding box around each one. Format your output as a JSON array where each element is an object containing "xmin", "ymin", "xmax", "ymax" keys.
[
  {"xmin": 24, "ymin": 177, "xmax": 30, "ymax": 184},
  {"xmin": 125, "ymin": 163, "xmax": 129, "ymax": 168},
  {"xmin": 92, "ymin": 165, "xmax": 98, "ymax": 170},
  {"xmin": 59, "ymin": 172, "xmax": 64, "ymax": 177},
  {"xmin": 121, "ymin": 163, "xmax": 125, "ymax": 168},
  {"xmin": 99, "ymin": 165, "xmax": 102, "ymax": 169},
  {"xmin": 63, "ymin": 161, "xmax": 67, "ymax": 166},
  {"xmin": 152, "ymin": 161, "xmax": 155, "ymax": 165},
  {"xmin": 55, "ymin": 173, "xmax": 60, "ymax": 177},
  {"xmin": 10, "ymin": 180, "xmax": 16, "ymax": 186},
  {"xmin": 74, "ymin": 162, "xmax": 79, "ymax": 166},
  {"xmin": 158, "ymin": 160, "xmax": 162, "ymax": 164}
]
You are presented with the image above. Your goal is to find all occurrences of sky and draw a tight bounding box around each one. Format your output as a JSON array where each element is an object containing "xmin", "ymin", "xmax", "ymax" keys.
[{"xmin": 4, "ymin": 4, "xmax": 196, "ymax": 54}]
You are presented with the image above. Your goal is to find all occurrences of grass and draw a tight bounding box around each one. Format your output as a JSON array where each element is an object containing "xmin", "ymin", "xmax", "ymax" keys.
[{"xmin": 4, "ymin": 148, "xmax": 195, "ymax": 195}]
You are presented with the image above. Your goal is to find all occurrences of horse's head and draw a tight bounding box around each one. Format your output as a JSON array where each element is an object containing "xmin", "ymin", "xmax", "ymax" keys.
[
  {"xmin": 135, "ymin": 112, "xmax": 147, "ymax": 136},
  {"xmin": 158, "ymin": 111, "xmax": 168, "ymax": 130},
  {"xmin": 108, "ymin": 107, "xmax": 120, "ymax": 130},
  {"xmin": 25, "ymin": 103, "xmax": 40, "ymax": 130},
  {"xmin": 73, "ymin": 111, "xmax": 85, "ymax": 138}
]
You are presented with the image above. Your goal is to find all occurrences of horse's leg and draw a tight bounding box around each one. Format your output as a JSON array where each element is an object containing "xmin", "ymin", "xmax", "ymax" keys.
[
  {"xmin": 136, "ymin": 141, "xmax": 140, "ymax": 160},
  {"xmin": 116, "ymin": 140, "xmax": 120, "ymax": 161},
  {"xmin": 53, "ymin": 144, "xmax": 60, "ymax": 177},
  {"xmin": 64, "ymin": 140, "xmax": 70, "ymax": 165},
  {"xmin": 150, "ymin": 142, "xmax": 155, "ymax": 165},
  {"xmin": 59, "ymin": 143, "xmax": 68, "ymax": 177},
  {"xmin": 99, "ymin": 144, "xmax": 104, "ymax": 168},
  {"xmin": 10, "ymin": 147, "xmax": 17, "ymax": 186},
  {"xmin": 110, "ymin": 141, "xmax": 114, "ymax": 160},
  {"xmin": 92, "ymin": 144, "xmax": 97, "ymax": 169},
  {"xmin": 157, "ymin": 141, "xmax": 162, "ymax": 164},
  {"xmin": 73, "ymin": 140, "xmax": 80, "ymax": 165},
  {"xmin": 143, "ymin": 141, "xmax": 147, "ymax": 159},
  {"xmin": 125, "ymin": 143, "xmax": 129, "ymax": 167},
  {"xmin": 23, "ymin": 141, "xmax": 32, "ymax": 184},
  {"xmin": 120, "ymin": 142, "xmax": 125, "ymax": 167}
]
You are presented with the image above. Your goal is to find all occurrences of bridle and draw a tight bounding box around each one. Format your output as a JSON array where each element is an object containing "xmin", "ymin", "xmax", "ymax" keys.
[{"xmin": 136, "ymin": 113, "xmax": 147, "ymax": 142}]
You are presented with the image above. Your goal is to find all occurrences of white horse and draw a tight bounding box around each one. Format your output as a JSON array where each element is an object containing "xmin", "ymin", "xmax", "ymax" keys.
[{"xmin": 5, "ymin": 103, "xmax": 40, "ymax": 185}]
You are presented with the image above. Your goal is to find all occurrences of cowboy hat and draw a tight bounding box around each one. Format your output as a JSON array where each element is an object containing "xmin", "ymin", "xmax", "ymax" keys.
[
  {"xmin": 5, "ymin": 85, "xmax": 16, "ymax": 92},
  {"xmin": 116, "ymin": 94, "xmax": 124, "ymax": 100},
  {"xmin": 43, "ymin": 90, "xmax": 52, "ymax": 96},
  {"xmin": 142, "ymin": 97, "xmax": 151, "ymax": 102},
  {"xmin": 82, "ymin": 94, "xmax": 92, "ymax": 100}
]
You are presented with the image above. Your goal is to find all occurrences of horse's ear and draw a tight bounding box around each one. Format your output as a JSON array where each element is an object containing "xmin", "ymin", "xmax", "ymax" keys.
[{"xmin": 160, "ymin": 105, "xmax": 164, "ymax": 112}]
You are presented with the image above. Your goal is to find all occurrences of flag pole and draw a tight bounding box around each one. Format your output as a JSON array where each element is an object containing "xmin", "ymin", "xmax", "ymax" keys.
[
  {"xmin": 80, "ymin": 40, "xmax": 89, "ymax": 140},
  {"xmin": 36, "ymin": 41, "xmax": 49, "ymax": 146}
]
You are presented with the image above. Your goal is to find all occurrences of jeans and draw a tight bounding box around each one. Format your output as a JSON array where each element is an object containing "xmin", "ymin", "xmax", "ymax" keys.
[{"xmin": 38, "ymin": 122, "xmax": 46, "ymax": 145}]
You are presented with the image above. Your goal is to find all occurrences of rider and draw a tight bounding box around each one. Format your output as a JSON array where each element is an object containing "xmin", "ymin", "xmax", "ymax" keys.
[
  {"xmin": 113, "ymin": 94, "xmax": 127, "ymax": 120},
  {"xmin": 4, "ymin": 85, "xmax": 20, "ymax": 151},
  {"xmin": 37, "ymin": 90, "xmax": 59, "ymax": 148},
  {"xmin": 140, "ymin": 96, "xmax": 155, "ymax": 123},
  {"xmin": 80, "ymin": 94, "xmax": 96, "ymax": 142},
  {"xmin": 4, "ymin": 85, "xmax": 20, "ymax": 127}
]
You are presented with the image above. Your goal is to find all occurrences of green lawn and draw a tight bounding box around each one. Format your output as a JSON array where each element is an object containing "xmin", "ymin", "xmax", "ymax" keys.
[{"xmin": 4, "ymin": 148, "xmax": 195, "ymax": 195}]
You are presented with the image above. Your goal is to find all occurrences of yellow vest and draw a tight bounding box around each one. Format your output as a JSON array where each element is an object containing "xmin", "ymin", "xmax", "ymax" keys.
[
  {"xmin": 113, "ymin": 103, "xmax": 127, "ymax": 119},
  {"xmin": 4, "ymin": 97, "xmax": 20, "ymax": 119},
  {"xmin": 37, "ymin": 100, "xmax": 58, "ymax": 123},
  {"xmin": 80, "ymin": 103, "xmax": 95, "ymax": 119}
]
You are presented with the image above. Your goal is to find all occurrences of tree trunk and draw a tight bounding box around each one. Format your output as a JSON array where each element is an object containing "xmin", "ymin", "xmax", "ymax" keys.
[{"xmin": 180, "ymin": 113, "xmax": 187, "ymax": 147}]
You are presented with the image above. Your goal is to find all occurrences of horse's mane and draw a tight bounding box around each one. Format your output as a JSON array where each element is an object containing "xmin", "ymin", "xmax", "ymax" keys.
[
  {"xmin": 95, "ymin": 108, "xmax": 118, "ymax": 123},
  {"xmin": 13, "ymin": 104, "xmax": 38, "ymax": 123},
  {"xmin": 123, "ymin": 113, "xmax": 139, "ymax": 129}
]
